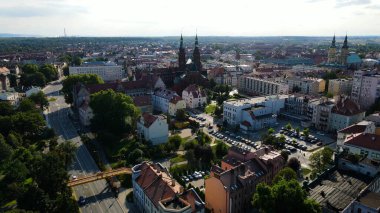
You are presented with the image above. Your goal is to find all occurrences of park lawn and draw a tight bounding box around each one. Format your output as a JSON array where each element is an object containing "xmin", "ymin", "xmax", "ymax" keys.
[
  {"xmin": 301, "ymin": 167, "xmax": 312, "ymax": 177},
  {"xmin": 170, "ymin": 155, "xmax": 187, "ymax": 164},
  {"xmin": 2, "ymin": 200, "xmax": 16, "ymax": 208},
  {"xmin": 205, "ymin": 104, "xmax": 216, "ymax": 114},
  {"xmin": 48, "ymin": 97, "xmax": 57, "ymax": 102}
]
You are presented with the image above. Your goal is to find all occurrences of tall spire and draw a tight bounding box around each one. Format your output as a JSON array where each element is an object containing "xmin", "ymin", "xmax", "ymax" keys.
[
  {"xmin": 195, "ymin": 32, "xmax": 198, "ymax": 47},
  {"xmin": 192, "ymin": 32, "xmax": 201, "ymax": 71},
  {"xmin": 180, "ymin": 33, "xmax": 183, "ymax": 49},
  {"xmin": 330, "ymin": 34, "xmax": 336, "ymax": 48},
  {"xmin": 178, "ymin": 34, "xmax": 186, "ymax": 70},
  {"xmin": 342, "ymin": 34, "xmax": 348, "ymax": 49}
]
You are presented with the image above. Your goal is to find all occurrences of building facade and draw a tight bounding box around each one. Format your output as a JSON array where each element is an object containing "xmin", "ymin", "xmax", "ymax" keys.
[
  {"xmin": 238, "ymin": 76, "xmax": 289, "ymax": 96},
  {"xmin": 182, "ymin": 84, "xmax": 207, "ymax": 108},
  {"xmin": 152, "ymin": 88, "xmax": 186, "ymax": 116},
  {"xmin": 351, "ymin": 70, "xmax": 380, "ymax": 110},
  {"xmin": 328, "ymin": 79, "xmax": 353, "ymax": 96},
  {"xmin": 283, "ymin": 77, "xmax": 325, "ymax": 95},
  {"xmin": 137, "ymin": 112, "xmax": 168, "ymax": 145},
  {"xmin": 223, "ymin": 95, "xmax": 287, "ymax": 129},
  {"xmin": 69, "ymin": 61, "xmax": 124, "ymax": 82},
  {"xmin": 330, "ymin": 97, "xmax": 366, "ymax": 132}
]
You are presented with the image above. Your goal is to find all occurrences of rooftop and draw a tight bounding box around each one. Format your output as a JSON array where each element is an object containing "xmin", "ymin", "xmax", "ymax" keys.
[
  {"xmin": 309, "ymin": 170, "xmax": 370, "ymax": 212},
  {"xmin": 224, "ymin": 95, "xmax": 288, "ymax": 107},
  {"xmin": 344, "ymin": 133, "xmax": 380, "ymax": 152}
]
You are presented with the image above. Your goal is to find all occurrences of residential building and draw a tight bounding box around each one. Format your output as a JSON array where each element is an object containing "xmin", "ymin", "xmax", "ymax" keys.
[
  {"xmin": 137, "ymin": 112, "xmax": 168, "ymax": 145},
  {"xmin": 311, "ymin": 99, "xmax": 335, "ymax": 131},
  {"xmin": 328, "ymin": 79, "xmax": 353, "ymax": 96},
  {"xmin": 205, "ymin": 146, "xmax": 285, "ymax": 213},
  {"xmin": 283, "ymin": 77, "xmax": 325, "ymax": 95},
  {"xmin": 152, "ymin": 88, "xmax": 186, "ymax": 116},
  {"xmin": 223, "ymin": 95, "xmax": 287, "ymax": 130},
  {"xmin": 238, "ymin": 76, "xmax": 289, "ymax": 96},
  {"xmin": 0, "ymin": 91, "xmax": 20, "ymax": 106},
  {"xmin": 336, "ymin": 121, "xmax": 376, "ymax": 149},
  {"xmin": 330, "ymin": 97, "xmax": 365, "ymax": 132},
  {"xmin": 351, "ymin": 70, "xmax": 380, "ymax": 110},
  {"xmin": 0, "ymin": 67, "xmax": 10, "ymax": 91},
  {"xmin": 69, "ymin": 61, "xmax": 124, "ymax": 82},
  {"xmin": 342, "ymin": 133, "xmax": 380, "ymax": 162},
  {"xmin": 182, "ymin": 84, "xmax": 207, "ymax": 108},
  {"xmin": 133, "ymin": 95, "xmax": 153, "ymax": 113},
  {"xmin": 365, "ymin": 113, "xmax": 380, "ymax": 135},
  {"xmin": 343, "ymin": 176, "xmax": 380, "ymax": 213},
  {"xmin": 132, "ymin": 162, "xmax": 205, "ymax": 213}
]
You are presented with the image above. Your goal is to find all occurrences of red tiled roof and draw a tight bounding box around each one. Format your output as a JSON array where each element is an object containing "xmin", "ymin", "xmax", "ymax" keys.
[
  {"xmin": 141, "ymin": 112, "xmax": 158, "ymax": 128},
  {"xmin": 345, "ymin": 133, "xmax": 380, "ymax": 152},
  {"xmin": 332, "ymin": 97, "xmax": 363, "ymax": 116},
  {"xmin": 0, "ymin": 67, "xmax": 10, "ymax": 75},
  {"xmin": 133, "ymin": 95, "xmax": 151, "ymax": 107},
  {"xmin": 338, "ymin": 124, "xmax": 367, "ymax": 134}
]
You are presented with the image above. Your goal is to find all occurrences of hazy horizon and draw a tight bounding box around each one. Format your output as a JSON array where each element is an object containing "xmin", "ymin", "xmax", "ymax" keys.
[{"xmin": 1, "ymin": 0, "xmax": 380, "ymax": 37}]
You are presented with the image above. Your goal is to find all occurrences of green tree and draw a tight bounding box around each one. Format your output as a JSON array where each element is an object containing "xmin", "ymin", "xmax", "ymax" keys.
[
  {"xmin": 29, "ymin": 91, "xmax": 49, "ymax": 110},
  {"xmin": 0, "ymin": 133, "xmax": 13, "ymax": 162},
  {"xmin": 22, "ymin": 64, "xmax": 39, "ymax": 74},
  {"xmin": 303, "ymin": 128, "xmax": 310, "ymax": 138},
  {"xmin": 169, "ymin": 135, "xmax": 182, "ymax": 150},
  {"xmin": 215, "ymin": 140, "xmax": 228, "ymax": 159},
  {"xmin": 309, "ymin": 147, "xmax": 334, "ymax": 174},
  {"xmin": 295, "ymin": 127, "xmax": 300, "ymax": 136},
  {"xmin": 40, "ymin": 64, "xmax": 59, "ymax": 82},
  {"xmin": 280, "ymin": 150, "xmax": 289, "ymax": 162},
  {"xmin": 273, "ymin": 167, "xmax": 297, "ymax": 184},
  {"xmin": 287, "ymin": 157, "xmax": 301, "ymax": 173},
  {"xmin": 252, "ymin": 183, "xmax": 274, "ymax": 213},
  {"xmin": 17, "ymin": 185, "xmax": 50, "ymax": 212},
  {"xmin": 62, "ymin": 74, "xmax": 104, "ymax": 104},
  {"xmin": 73, "ymin": 56, "xmax": 83, "ymax": 66},
  {"xmin": 0, "ymin": 101, "xmax": 14, "ymax": 116},
  {"xmin": 90, "ymin": 90, "xmax": 140, "ymax": 135},
  {"xmin": 175, "ymin": 109, "xmax": 187, "ymax": 122},
  {"xmin": 285, "ymin": 123, "xmax": 292, "ymax": 130},
  {"xmin": 18, "ymin": 98, "xmax": 37, "ymax": 112}
]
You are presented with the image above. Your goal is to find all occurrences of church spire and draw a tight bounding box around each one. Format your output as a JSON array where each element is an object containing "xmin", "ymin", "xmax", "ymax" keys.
[
  {"xmin": 180, "ymin": 33, "xmax": 183, "ymax": 49},
  {"xmin": 330, "ymin": 34, "xmax": 336, "ymax": 48},
  {"xmin": 178, "ymin": 34, "xmax": 186, "ymax": 71},
  {"xmin": 195, "ymin": 32, "xmax": 198, "ymax": 47},
  {"xmin": 192, "ymin": 32, "xmax": 201, "ymax": 71},
  {"xmin": 342, "ymin": 34, "xmax": 348, "ymax": 49}
]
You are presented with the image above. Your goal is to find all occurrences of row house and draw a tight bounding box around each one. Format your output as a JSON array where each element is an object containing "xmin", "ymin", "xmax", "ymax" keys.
[
  {"xmin": 238, "ymin": 76, "xmax": 289, "ymax": 96},
  {"xmin": 328, "ymin": 79, "xmax": 353, "ymax": 96}
]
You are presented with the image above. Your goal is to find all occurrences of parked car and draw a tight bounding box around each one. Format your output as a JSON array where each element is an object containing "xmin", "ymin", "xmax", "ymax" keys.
[
  {"xmin": 317, "ymin": 142, "xmax": 323, "ymax": 146},
  {"xmin": 78, "ymin": 196, "xmax": 86, "ymax": 206}
]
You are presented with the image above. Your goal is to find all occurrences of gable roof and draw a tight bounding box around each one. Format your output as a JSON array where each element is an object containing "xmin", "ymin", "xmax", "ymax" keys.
[
  {"xmin": 332, "ymin": 97, "xmax": 363, "ymax": 116},
  {"xmin": 133, "ymin": 95, "xmax": 151, "ymax": 107},
  {"xmin": 345, "ymin": 133, "xmax": 380, "ymax": 152},
  {"xmin": 141, "ymin": 112, "xmax": 158, "ymax": 128}
]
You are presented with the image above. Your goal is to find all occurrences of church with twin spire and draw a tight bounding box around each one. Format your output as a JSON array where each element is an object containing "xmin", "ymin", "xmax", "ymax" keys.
[
  {"xmin": 178, "ymin": 33, "xmax": 202, "ymax": 72},
  {"xmin": 327, "ymin": 34, "xmax": 349, "ymax": 65}
]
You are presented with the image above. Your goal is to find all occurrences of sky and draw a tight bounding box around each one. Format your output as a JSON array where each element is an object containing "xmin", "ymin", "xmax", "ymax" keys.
[{"xmin": 0, "ymin": 0, "xmax": 380, "ymax": 37}]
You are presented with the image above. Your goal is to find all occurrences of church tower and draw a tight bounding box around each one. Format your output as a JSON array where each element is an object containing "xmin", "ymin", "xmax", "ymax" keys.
[
  {"xmin": 192, "ymin": 34, "xmax": 202, "ymax": 71},
  {"xmin": 178, "ymin": 34, "xmax": 186, "ymax": 71},
  {"xmin": 327, "ymin": 35, "xmax": 337, "ymax": 64},
  {"xmin": 340, "ymin": 34, "xmax": 349, "ymax": 65}
]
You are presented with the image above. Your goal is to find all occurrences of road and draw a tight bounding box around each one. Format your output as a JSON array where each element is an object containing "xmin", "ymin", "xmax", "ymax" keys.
[{"xmin": 43, "ymin": 82, "xmax": 125, "ymax": 213}]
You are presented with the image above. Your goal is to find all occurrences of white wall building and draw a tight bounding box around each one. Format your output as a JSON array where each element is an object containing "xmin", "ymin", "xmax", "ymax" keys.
[
  {"xmin": 182, "ymin": 84, "xmax": 207, "ymax": 108},
  {"xmin": 152, "ymin": 89, "xmax": 186, "ymax": 116},
  {"xmin": 223, "ymin": 95, "xmax": 287, "ymax": 130},
  {"xmin": 0, "ymin": 91, "xmax": 20, "ymax": 106},
  {"xmin": 351, "ymin": 70, "xmax": 380, "ymax": 110},
  {"xmin": 238, "ymin": 76, "xmax": 289, "ymax": 96},
  {"xmin": 69, "ymin": 61, "xmax": 124, "ymax": 82},
  {"xmin": 137, "ymin": 112, "xmax": 168, "ymax": 145},
  {"xmin": 283, "ymin": 77, "xmax": 325, "ymax": 95}
]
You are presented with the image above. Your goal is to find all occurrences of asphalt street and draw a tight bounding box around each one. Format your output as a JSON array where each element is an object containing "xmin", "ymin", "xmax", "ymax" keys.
[{"xmin": 43, "ymin": 82, "xmax": 125, "ymax": 213}]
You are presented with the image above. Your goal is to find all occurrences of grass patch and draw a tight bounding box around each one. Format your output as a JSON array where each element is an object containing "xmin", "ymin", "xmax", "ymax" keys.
[
  {"xmin": 205, "ymin": 104, "xmax": 216, "ymax": 114},
  {"xmin": 301, "ymin": 168, "xmax": 312, "ymax": 176},
  {"xmin": 48, "ymin": 97, "xmax": 57, "ymax": 102},
  {"xmin": 2, "ymin": 200, "xmax": 16, "ymax": 208},
  {"xmin": 170, "ymin": 155, "xmax": 186, "ymax": 164},
  {"xmin": 23, "ymin": 177, "xmax": 33, "ymax": 185}
]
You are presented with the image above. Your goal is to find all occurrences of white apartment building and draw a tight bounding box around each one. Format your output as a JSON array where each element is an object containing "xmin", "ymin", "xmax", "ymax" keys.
[
  {"xmin": 351, "ymin": 70, "xmax": 380, "ymax": 110},
  {"xmin": 238, "ymin": 76, "xmax": 289, "ymax": 96},
  {"xmin": 152, "ymin": 88, "xmax": 186, "ymax": 116},
  {"xmin": 182, "ymin": 84, "xmax": 207, "ymax": 108},
  {"xmin": 328, "ymin": 79, "xmax": 353, "ymax": 96},
  {"xmin": 283, "ymin": 77, "xmax": 325, "ymax": 95},
  {"xmin": 223, "ymin": 95, "xmax": 287, "ymax": 130},
  {"xmin": 309, "ymin": 99, "xmax": 335, "ymax": 131},
  {"xmin": 137, "ymin": 112, "xmax": 168, "ymax": 145},
  {"xmin": 69, "ymin": 61, "xmax": 124, "ymax": 82},
  {"xmin": 0, "ymin": 91, "xmax": 20, "ymax": 106}
]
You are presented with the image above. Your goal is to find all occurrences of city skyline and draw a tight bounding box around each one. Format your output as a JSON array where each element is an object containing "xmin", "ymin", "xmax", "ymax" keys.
[{"xmin": 1, "ymin": 0, "xmax": 380, "ymax": 37}]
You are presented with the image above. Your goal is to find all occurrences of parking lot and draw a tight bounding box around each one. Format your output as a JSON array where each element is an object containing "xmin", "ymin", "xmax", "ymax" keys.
[
  {"xmin": 179, "ymin": 170, "xmax": 209, "ymax": 189},
  {"xmin": 210, "ymin": 130, "xmax": 261, "ymax": 152}
]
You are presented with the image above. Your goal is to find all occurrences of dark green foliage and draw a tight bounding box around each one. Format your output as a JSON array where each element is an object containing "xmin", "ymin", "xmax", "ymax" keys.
[
  {"xmin": 0, "ymin": 133, "xmax": 13, "ymax": 162},
  {"xmin": 309, "ymin": 147, "xmax": 334, "ymax": 174},
  {"xmin": 273, "ymin": 167, "xmax": 297, "ymax": 184},
  {"xmin": 175, "ymin": 109, "xmax": 187, "ymax": 122},
  {"xmin": 62, "ymin": 74, "xmax": 104, "ymax": 104},
  {"xmin": 287, "ymin": 157, "xmax": 301, "ymax": 172},
  {"xmin": 39, "ymin": 64, "xmax": 59, "ymax": 82},
  {"xmin": 29, "ymin": 91, "xmax": 49, "ymax": 110},
  {"xmin": 0, "ymin": 101, "xmax": 14, "ymax": 116},
  {"xmin": 215, "ymin": 140, "xmax": 228, "ymax": 159},
  {"xmin": 90, "ymin": 89, "xmax": 140, "ymax": 135}
]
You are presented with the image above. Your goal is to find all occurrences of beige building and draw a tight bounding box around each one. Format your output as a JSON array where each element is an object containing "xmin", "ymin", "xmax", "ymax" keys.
[
  {"xmin": 284, "ymin": 77, "xmax": 325, "ymax": 95},
  {"xmin": 328, "ymin": 79, "xmax": 353, "ymax": 96},
  {"xmin": 238, "ymin": 76, "xmax": 289, "ymax": 96}
]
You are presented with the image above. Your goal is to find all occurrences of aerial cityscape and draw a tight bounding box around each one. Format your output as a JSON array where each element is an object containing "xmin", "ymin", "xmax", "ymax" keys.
[{"xmin": 1, "ymin": 1, "xmax": 380, "ymax": 213}]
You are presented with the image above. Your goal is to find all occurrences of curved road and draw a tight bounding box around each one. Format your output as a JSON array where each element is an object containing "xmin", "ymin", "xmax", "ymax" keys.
[{"xmin": 43, "ymin": 82, "xmax": 125, "ymax": 213}]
